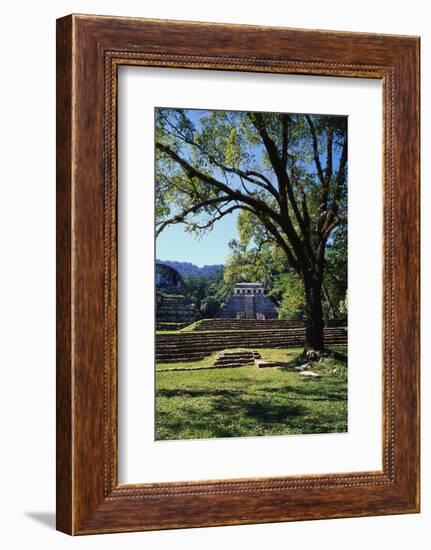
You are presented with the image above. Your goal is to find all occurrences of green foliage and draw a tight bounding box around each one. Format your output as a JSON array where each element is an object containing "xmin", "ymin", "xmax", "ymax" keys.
[
  {"xmin": 182, "ymin": 275, "xmax": 207, "ymax": 309},
  {"xmin": 223, "ymin": 242, "xmax": 281, "ymax": 290},
  {"xmin": 183, "ymin": 270, "xmax": 231, "ymax": 317},
  {"xmin": 323, "ymin": 224, "xmax": 348, "ymax": 320},
  {"xmin": 200, "ymin": 298, "xmax": 221, "ymax": 317},
  {"xmin": 269, "ymin": 271, "xmax": 305, "ymax": 320}
]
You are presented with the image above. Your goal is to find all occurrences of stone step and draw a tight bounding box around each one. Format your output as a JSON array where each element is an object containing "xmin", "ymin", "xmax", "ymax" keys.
[
  {"xmin": 156, "ymin": 342, "xmax": 347, "ymax": 362},
  {"xmin": 214, "ymin": 355, "xmax": 260, "ymax": 363},
  {"xmin": 156, "ymin": 332, "xmax": 347, "ymax": 344},
  {"xmin": 158, "ymin": 327, "xmax": 346, "ymax": 337},
  {"xmin": 213, "ymin": 357, "xmax": 256, "ymax": 363},
  {"xmin": 156, "ymin": 336, "xmax": 347, "ymax": 351},
  {"xmin": 157, "ymin": 356, "xmax": 206, "ymax": 363},
  {"xmin": 157, "ymin": 333, "xmax": 347, "ymax": 344},
  {"xmin": 190, "ymin": 319, "xmax": 346, "ymax": 331},
  {"xmin": 214, "ymin": 359, "xmax": 256, "ymax": 366},
  {"xmin": 212, "ymin": 350, "xmax": 261, "ymax": 368},
  {"xmin": 194, "ymin": 325, "xmax": 304, "ymax": 331},
  {"xmin": 213, "ymin": 354, "xmax": 258, "ymax": 360},
  {"xmin": 157, "ymin": 336, "xmax": 347, "ymax": 347},
  {"xmin": 157, "ymin": 335, "xmax": 347, "ymax": 349},
  {"xmin": 192, "ymin": 323, "xmax": 304, "ymax": 331},
  {"xmin": 156, "ymin": 330, "xmax": 347, "ymax": 353}
]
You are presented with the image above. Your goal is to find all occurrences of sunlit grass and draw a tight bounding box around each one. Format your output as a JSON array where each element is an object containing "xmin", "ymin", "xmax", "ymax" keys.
[{"xmin": 155, "ymin": 347, "xmax": 347, "ymax": 440}]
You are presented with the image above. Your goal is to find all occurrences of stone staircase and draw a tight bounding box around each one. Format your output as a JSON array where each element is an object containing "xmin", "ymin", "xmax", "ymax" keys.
[
  {"xmin": 212, "ymin": 350, "xmax": 261, "ymax": 368},
  {"xmin": 156, "ymin": 327, "xmax": 348, "ymax": 363},
  {"xmin": 216, "ymin": 293, "xmax": 278, "ymax": 319},
  {"xmin": 245, "ymin": 295, "xmax": 255, "ymax": 319}
]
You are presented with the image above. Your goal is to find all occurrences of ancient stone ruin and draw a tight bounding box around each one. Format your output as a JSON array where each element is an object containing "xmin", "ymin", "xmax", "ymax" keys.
[
  {"xmin": 156, "ymin": 262, "xmax": 185, "ymax": 294},
  {"xmin": 156, "ymin": 263, "xmax": 200, "ymax": 329},
  {"xmin": 216, "ymin": 282, "xmax": 278, "ymax": 320},
  {"xmin": 213, "ymin": 350, "xmax": 261, "ymax": 368}
]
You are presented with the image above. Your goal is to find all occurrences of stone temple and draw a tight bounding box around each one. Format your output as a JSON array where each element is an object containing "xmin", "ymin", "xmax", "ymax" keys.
[
  {"xmin": 216, "ymin": 282, "xmax": 278, "ymax": 320},
  {"xmin": 156, "ymin": 263, "xmax": 200, "ymax": 329}
]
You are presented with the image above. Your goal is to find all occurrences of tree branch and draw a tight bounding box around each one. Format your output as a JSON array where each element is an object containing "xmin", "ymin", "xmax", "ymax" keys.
[
  {"xmin": 306, "ymin": 115, "xmax": 325, "ymax": 185},
  {"xmin": 156, "ymin": 142, "xmax": 286, "ymax": 232},
  {"xmin": 325, "ymin": 127, "xmax": 334, "ymax": 184},
  {"xmin": 240, "ymin": 206, "xmax": 300, "ymax": 271},
  {"xmin": 248, "ymin": 113, "xmax": 313, "ymax": 270},
  {"xmin": 159, "ymin": 112, "xmax": 280, "ymax": 200},
  {"xmin": 156, "ymin": 196, "xmax": 230, "ymax": 236},
  {"xmin": 319, "ymin": 127, "xmax": 334, "ymax": 211},
  {"xmin": 281, "ymin": 114, "xmax": 288, "ymax": 169},
  {"xmin": 186, "ymin": 205, "xmax": 244, "ymax": 231},
  {"xmin": 331, "ymin": 136, "xmax": 348, "ymax": 215}
]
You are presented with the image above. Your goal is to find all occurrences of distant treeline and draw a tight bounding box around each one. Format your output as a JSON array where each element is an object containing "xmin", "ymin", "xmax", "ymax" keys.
[{"xmin": 156, "ymin": 259, "xmax": 223, "ymax": 278}]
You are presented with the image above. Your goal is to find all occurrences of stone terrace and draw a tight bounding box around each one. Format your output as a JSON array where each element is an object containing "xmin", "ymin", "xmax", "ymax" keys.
[
  {"xmin": 156, "ymin": 292, "xmax": 199, "ymax": 329},
  {"xmin": 156, "ymin": 326, "xmax": 347, "ymax": 363},
  {"xmin": 189, "ymin": 318, "xmax": 305, "ymax": 331}
]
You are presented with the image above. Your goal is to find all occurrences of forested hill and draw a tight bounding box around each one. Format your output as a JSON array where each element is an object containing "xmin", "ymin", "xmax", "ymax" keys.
[{"xmin": 156, "ymin": 260, "xmax": 223, "ymax": 278}]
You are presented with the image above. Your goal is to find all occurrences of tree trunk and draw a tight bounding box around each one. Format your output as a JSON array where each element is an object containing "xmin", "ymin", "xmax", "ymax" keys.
[{"xmin": 304, "ymin": 278, "xmax": 325, "ymax": 352}]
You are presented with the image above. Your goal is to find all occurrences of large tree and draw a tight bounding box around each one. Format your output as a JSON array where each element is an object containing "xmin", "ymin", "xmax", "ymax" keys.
[{"xmin": 155, "ymin": 108, "xmax": 347, "ymax": 351}]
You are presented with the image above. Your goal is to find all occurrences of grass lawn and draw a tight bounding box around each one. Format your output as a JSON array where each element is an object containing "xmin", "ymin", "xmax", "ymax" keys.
[{"xmin": 155, "ymin": 347, "xmax": 347, "ymax": 440}]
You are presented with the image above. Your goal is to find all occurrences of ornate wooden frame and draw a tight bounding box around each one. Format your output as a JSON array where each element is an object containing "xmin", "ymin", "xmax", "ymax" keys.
[{"xmin": 56, "ymin": 14, "xmax": 420, "ymax": 535}]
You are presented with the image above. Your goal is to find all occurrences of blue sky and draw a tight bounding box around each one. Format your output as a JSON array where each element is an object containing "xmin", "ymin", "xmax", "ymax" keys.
[{"xmin": 157, "ymin": 209, "xmax": 238, "ymax": 266}]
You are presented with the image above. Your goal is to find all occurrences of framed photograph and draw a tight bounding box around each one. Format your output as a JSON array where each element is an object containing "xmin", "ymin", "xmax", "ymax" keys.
[{"xmin": 56, "ymin": 14, "xmax": 420, "ymax": 535}]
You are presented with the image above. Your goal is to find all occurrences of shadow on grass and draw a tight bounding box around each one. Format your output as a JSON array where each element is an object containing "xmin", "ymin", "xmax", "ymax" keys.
[
  {"xmin": 330, "ymin": 349, "xmax": 348, "ymax": 362},
  {"xmin": 155, "ymin": 356, "xmax": 348, "ymax": 440},
  {"xmin": 155, "ymin": 386, "xmax": 347, "ymax": 439},
  {"xmin": 156, "ymin": 395, "xmax": 306, "ymax": 439},
  {"xmin": 276, "ymin": 349, "xmax": 348, "ymax": 371},
  {"xmin": 257, "ymin": 383, "xmax": 346, "ymax": 403},
  {"xmin": 277, "ymin": 354, "xmax": 308, "ymax": 370},
  {"xmin": 243, "ymin": 401, "xmax": 303, "ymax": 422},
  {"xmin": 157, "ymin": 388, "xmax": 241, "ymax": 399}
]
